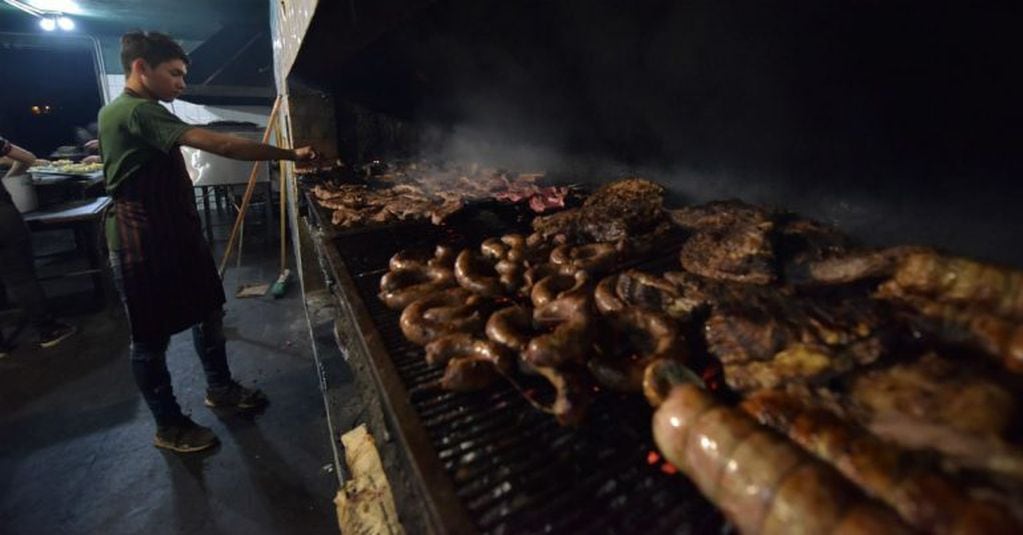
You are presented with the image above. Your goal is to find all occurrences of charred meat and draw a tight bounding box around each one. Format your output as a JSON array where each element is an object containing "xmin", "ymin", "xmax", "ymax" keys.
[
  {"xmin": 532, "ymin": 177, "xmax": 666, "ymax": 243},
  {"xmin": 706, "ymin": 290, "xmax": 889, "ymax": 391},
  {"xmin": 741, "ymin": 386, "xmax": 1021, "ymax": 533}
]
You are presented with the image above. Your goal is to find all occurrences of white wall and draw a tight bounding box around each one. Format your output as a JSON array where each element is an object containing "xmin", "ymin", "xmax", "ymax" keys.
[{"xmin": 105, "ymin": 74, "xmax": 270, "ymax": 127}]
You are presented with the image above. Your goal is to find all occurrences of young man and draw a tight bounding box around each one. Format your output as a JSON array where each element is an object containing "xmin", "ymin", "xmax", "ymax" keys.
[
  {"xmin": 98, "ymin": 31, "xmax": 317, "ymax": 453},
  {"xmin": 0, "ymin": 136, "xmax": 77, "ymax": 357}
]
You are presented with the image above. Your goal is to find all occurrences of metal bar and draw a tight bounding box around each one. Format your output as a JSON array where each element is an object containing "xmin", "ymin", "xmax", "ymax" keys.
[{"xmin": 319, "ymin": 236, "xmax": 478, "ymax": 534}]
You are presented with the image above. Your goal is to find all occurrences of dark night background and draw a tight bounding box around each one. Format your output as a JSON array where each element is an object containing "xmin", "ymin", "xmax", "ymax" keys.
[{"xmin": 0, "ymin": 46, "xmax": 102, "ymax": 156}]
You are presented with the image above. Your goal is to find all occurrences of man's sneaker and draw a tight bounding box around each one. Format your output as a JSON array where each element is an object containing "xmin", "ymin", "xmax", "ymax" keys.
[
  {"xmin": 38, "ymin": 322, "xmax": 77, "ymax": 349},
  {"xmin": 205, "ymin": 381, "xmax": 268, "ymax": 409},
  {"xmin": 154, "ymin": 417, "xmax": 219, "ymax": 453}
]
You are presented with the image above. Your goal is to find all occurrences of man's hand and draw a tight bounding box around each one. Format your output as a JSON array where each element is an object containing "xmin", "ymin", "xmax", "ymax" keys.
[
  {"xmin": 293, "ymin": 146, "xmax": 318, "ymax": 162},
  {"xmin": 84, "ymin": 139, "xmax": 100, "ymax": 151}
]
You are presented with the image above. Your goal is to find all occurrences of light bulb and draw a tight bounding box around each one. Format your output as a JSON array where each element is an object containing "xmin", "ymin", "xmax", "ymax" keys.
[
  {"xmin": 39, "ymin": 17, "xmax": 56, "ymax": 31},
  {"xmin": 57, "ymin": 16, "xmax": 74, "ymax": 31}
]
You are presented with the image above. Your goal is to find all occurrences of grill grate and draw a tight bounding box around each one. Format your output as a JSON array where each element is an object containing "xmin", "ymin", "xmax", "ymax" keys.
[{"xmin": 330, "ymin": 203, "xmax": 723, "ymax": 534}]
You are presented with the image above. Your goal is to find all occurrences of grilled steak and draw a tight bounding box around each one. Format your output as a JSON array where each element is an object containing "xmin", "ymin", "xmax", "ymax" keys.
[
  {"xmin": 670, "ymin": 200, "xmax": 779, "ymax": 285},
  {"xmin": 668, "ymin": 199, "xmax": 775, "ymax": 231},
  {"xmin": 885, "ymin": 252, "xmax": 1023, "ymax": 322},
  {"xmin": 679, "ymin": 222, "xmax": 777, "ymax": 285},
  {"xmin": 532, "ymin": 177, "xmax": 666, "ymax": 243},
  {"xmin": 706, "ymin": 290, "xmax": 889, "ymax": 391},
  {"xmin": 849, "ymin": 353, "xmax": 1016, "ymax": 438},
  {"xmin": 777, "ymin": 216, "xmax": 855, "ymax": 262}
]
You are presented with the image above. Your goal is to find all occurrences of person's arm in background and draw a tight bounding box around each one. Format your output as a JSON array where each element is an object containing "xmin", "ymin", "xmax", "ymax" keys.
[
  {"xmin": 178, "ymin": 128, "xmax": 317, "ymax": 162},
  {"xmin": 3, "ymin": 143, "xmax": 37, "ymax": 179}
]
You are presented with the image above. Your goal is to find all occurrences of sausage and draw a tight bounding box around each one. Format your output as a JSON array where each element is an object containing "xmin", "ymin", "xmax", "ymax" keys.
[
  {"xmin": 530, "ymin": 271, "xmax": 588, "ymax": 309},
  {"xmin": 388, "ymin": 244, "xmax": 456, "ymax": 272},
  {"xmin": 588, "ymin": 307, "xmax": 686, "ymax": 392},
  {"xmin": 399, "ymin": 288, "xmax": 486, "ymax": 345},
  {"xmin": 485, "ymin": 305, "xmax": 534, "ymax": 352},
  {"xmin": 426, "ymin": 333, "xmax": 514, "ymax": 392},
  {"xmin": 523, "ymin": 290, "xmax": 595, "ymax": 368},
  {"xmin": 532, "ymin": 364, "xmax": 593, "ymax": 426},
  {"xmin": 549, "ymin": 242, "xmax": 619, "ymax": 275},
  {"xmin": 455, "ymin": 248, "xmax": 506, "ymax": 296},
  {"xmin": 378, "ymin": 265, "xmax": 455, "ymax": 310},
  {"xmin": 440, "ymin": 357, "xmax": 502, "ymax": 392},
  {"xmin": 652, "ymin": 384, "xmax": 909, "ymax": 535},
  {"xmin": 424, "ymin": 333, "xmax": 513, "ymax": 373},
  {"xmin": 595, "ymin": 274, "xmax": 626, "ymax": 314},
  {"xmin": 523, "ymin": 317, "xmax": 592, "ymax": 368}
]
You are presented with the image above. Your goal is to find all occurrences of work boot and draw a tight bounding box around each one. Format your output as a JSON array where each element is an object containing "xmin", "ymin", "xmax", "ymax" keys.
[
  {"xmin": 38, "ymin": 321, "xmax": 77, "ymax": 349},
  {"xmin": 154, "ymin": 417, "xmax": 219, "ymax": 453},
  {"xmin": 204, "ymin": 381, "xmax": 268, "ymax": 409}
]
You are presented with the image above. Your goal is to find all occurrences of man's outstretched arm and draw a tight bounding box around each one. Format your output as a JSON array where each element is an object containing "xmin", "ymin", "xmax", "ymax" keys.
[{"xmin": 179, "ymin": 128, "xmax": 317, "ymax": 162}]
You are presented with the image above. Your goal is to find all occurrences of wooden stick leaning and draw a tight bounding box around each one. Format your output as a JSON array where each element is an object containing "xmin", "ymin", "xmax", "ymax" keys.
[
  {"xmin": 276, "ymin": 127, "xmax": 288, "ymax": 274},
  {"xmin": 218, "ymin": 95, "xmax": 282, "ymax": 277}
]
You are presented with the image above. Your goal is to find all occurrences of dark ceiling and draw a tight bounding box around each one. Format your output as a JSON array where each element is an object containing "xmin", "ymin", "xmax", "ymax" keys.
[
  {"xmin": 0, "ymin": 0, "xmax": 267, "ymax": 40},
  {"xmin": 0, "ymin": 0, "xmax": 269, "ymax": 75}
]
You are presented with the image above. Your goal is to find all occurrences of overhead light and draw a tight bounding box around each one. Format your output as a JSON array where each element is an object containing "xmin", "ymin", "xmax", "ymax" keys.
[
  {"xmin": 26, "ymin": 0, "xmax": 82, "ymax": 15},
  {"xmin": 38, "ymin": 16, "xmax": 55, "ymax": 31},
  {"xmin": 56, "ymin": 15, "xmax": 73, "ymax": 30}
]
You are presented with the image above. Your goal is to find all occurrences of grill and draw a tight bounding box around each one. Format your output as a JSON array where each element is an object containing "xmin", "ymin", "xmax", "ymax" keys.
[{"xmin": 315, "ymin": 199, "xmax": 725, "ymax": 533}]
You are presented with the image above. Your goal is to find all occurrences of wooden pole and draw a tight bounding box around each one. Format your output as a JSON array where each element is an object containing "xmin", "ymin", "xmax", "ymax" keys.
[
  {"xmin": 276, "ymin": 127, "xmax": 288, "ymax": 273},
  {"xmin": 218, "ymin": 95, "xmax": 282, "ymax": 277}
]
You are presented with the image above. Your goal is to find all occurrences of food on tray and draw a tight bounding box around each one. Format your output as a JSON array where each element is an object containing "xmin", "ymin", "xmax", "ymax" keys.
[{"xmin": 30, "ymin": 159, "xmax": 103, "ymax": 175}]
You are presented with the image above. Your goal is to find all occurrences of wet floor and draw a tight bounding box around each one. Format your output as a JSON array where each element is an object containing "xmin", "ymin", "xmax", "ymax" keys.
[{"xmin": 0, "ymin": 203, "xmax": 340, "ymax": 534}]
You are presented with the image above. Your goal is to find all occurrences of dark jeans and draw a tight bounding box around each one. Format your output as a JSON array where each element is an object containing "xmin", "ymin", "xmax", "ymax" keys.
[
  {"xmin": 0, "ymin": 201, "xmax": 51, "ymax": 344},
  {"xmin": 110, "ymin": 253, "xmax": 233, "ymax": 427}
]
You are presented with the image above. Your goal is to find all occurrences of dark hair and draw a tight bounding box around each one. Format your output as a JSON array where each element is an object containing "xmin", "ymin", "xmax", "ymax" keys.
[{"xmin": 120, "ymin": 31, "xmax": 189, "ymax": 74}]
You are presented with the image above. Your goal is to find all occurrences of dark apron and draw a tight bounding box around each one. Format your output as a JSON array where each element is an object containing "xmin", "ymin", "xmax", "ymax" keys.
[{"xmin": 110, "ymin": 146, "xmax": 226, "ymax": 341}]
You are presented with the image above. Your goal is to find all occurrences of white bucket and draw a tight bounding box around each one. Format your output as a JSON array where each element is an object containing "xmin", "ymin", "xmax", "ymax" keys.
[{"xmin": 2, "ymin": 174, "xmax": 38, "ymax": 213}]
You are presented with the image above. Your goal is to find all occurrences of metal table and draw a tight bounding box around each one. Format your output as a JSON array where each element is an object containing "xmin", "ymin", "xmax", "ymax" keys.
[{"xmin": 23, "ymin": 197, "xmax": 114, "ymax": 307}]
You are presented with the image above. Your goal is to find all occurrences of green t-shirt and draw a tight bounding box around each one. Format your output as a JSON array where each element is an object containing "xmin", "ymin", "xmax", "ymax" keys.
[
  {"xmin": 98, "ymin": 92, "xmax": 192, "ymax": 194},
  {"xmin": 98, "ymin": 92, "xmax": 193, "ymax": 251}
]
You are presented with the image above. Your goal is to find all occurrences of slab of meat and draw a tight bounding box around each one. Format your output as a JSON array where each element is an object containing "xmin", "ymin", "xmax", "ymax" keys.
[
  {"xmin": 885, "ymin": 252, "xmax": 1023, "ymax": 322},
  {"xmin": 671, "ymin": 200, "xmax": 779, "ymax": 285},
  {"xmin": 705, "ymin": 289, "xmax": 889, "ymax": 391},
  {"xmin": 526, "ymin": 186, "xmax": 568, "ymax": 213},
  {"xmin": 785, "ymin": 247, "xmax": 926, "ymax": 287},
  {"xmin": 668, "ymin": 199, "xmax": 775, "ymax": 231},
  {"xmin": 848, "ymin": 353, "xmax": 1017, "ymax": 440},
  {"xmin": 313, "ymin": 182, "xmax": 467, "ymax": 228},
  {"xmin": 532, "ymin": 177, "xmax": 666, "ymax": 243},
  {"xmin": 652, "ymin": 383, "xmax": 910, "ymax": 535},
  {"xmin": 844, "ymin": 354, "xmax": 1023, "ymax": 505},
  {"xmin": 742, "ymin": 387, "xmax": 1021, "ymax": 533},
  {"xmin": 679, "ymin": 222, "xmax": 777, "ymax": 285},
  {"xmin": 776, "ymin": 216, "xmax": 855, "ymax": 265},
  {"xmin": 878, "ymin": 287, "xmax": 1023, "ymax": 373}
]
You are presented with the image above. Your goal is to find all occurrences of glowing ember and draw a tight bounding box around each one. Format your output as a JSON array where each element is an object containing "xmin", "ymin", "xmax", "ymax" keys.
[
  {"xmin": 660, "ymin": 462, "xmax": 678, "ymax": 475},
  {"xmin": 647, "ymin": 451, "xmax": 661, "ymax": 465},
  {"xmin": 702, "ymin": 364, "xmax": 723, "ymax": 391}
]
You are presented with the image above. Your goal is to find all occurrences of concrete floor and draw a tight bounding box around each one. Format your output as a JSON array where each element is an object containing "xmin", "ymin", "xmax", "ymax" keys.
[{"xmin": 0, "ymin": 206, "xmax": 340, "ymax": 534}]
